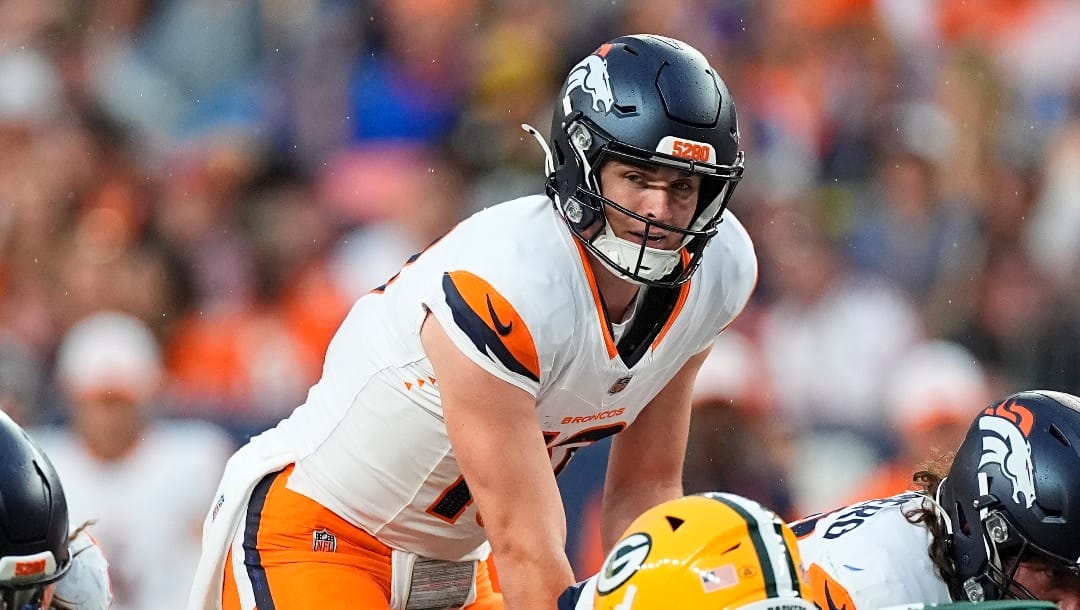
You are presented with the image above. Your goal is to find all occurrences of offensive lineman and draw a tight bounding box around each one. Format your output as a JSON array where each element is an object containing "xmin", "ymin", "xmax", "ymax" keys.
[
  {"xmin": 794, "ymin": 390, "xmax": 1080, "ymax": 610},
  {"xmin": 0, "ymin": 410, "xmax": 112, "ymax": 610},
  {"xmin": 189, "ymin": 33, "xmax": 755, "ymax": 610}
]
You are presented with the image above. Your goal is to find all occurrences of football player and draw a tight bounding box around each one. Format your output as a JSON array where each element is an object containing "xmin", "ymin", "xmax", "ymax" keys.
[
  {"xmin": 558, "ymin": 492, "xmax": 814, "ymax": 610},
  {"xmin": 0, "ymin": 410, "xmax": 111, "ymax": 610},
  {"xmin": 795, "ymin": 390, "xmax": 1080, "ymax": 610},
  {"xmin": 189, "ymin": 33, "xmax": 755, "ymax": 610},
  {"xmin": 880, "ymin": 602, "xmax": 1059, "ymax": 610}
]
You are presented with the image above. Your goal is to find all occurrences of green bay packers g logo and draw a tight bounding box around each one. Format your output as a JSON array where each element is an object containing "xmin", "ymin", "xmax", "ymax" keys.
[{"xmin": 596, "ymin": 533, "xmax": 652, "ymax": 595}]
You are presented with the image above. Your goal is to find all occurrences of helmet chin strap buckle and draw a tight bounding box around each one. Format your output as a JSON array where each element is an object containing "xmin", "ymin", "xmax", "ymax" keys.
[
  {"xmin": 568, "ymin": 121, "xmax": 592, "ymax": 151},
  {"xmin": 985, "ymin": 512, "xmax": 1010, "ymax": 544},
  {"xmin": 565, "ymin": 199, "xmax": 584, "ymax": 223},
  {"xmin": 964, "ymin": 577, "xmax": 986, "ymax": 602}
]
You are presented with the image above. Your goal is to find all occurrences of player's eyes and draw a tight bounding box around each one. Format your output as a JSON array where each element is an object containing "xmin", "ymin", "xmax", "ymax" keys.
[{"xmin": 1025, "ymin": 563, "xmax": 1058, "ymax": 581}]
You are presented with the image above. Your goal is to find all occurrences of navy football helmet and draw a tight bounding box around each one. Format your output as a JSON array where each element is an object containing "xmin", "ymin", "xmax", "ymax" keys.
[
  {"xmin": 525, "ymin": 34, "xmax": 744, "ymax": 287},
  {"xmin": 938, "ymin": 390, "xmax": 1080, "ymax": 602},
  {"xmin": 0, "ymin": 410, "xmax": 70, "ymax": 609}
]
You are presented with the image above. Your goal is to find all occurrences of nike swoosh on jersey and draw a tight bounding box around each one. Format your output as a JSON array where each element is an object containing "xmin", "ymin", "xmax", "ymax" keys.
[
  {"xmin": 443, "ymin": 271, "xmax": 540, "ymax": 382},
  {"xmin": 808, "ymin": 564, "xmax": 857, "ymax": 610},
  {"xmin": 825, "ymin": 581, "xmax": 848, "ymax": 610},
  {"xmin": 486, "ymin": 294, "xmax": 513, "ymax": 336}
]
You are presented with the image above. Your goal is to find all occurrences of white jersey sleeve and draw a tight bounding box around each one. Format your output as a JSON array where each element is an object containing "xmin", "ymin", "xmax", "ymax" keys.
[
  {"xmin": 52, "ymin": 529, "xmax": 112, "ymax": 610},
  {"xmin": 793, "ymin": 493, "xmax": 953, "ymax": 610}
]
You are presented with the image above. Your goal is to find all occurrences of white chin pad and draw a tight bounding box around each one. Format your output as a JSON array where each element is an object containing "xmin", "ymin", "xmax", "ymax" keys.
[{"xmin": 592, "ymin": 225, "xmax": 681, "ymax": 281}]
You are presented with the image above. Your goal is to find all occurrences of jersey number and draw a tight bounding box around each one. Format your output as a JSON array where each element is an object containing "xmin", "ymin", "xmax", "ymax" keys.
[{"xmin": 425, "ymin": 423, "xmax": 626, "ymax": 523}]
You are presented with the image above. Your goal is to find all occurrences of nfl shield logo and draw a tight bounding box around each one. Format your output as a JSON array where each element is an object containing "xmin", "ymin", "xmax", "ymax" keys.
[
  {"xmin": 608, "ymin": 375, "xmax": 633, "ymax": 394},
  {"xmin": 312, "ymin": 528, "xmax": 337, "ymax": 553}
]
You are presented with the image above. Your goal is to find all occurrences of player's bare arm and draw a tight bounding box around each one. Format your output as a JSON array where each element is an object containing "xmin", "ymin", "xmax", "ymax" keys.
[
  {"xmin": 422, "ymin": 313, "xmax": 575, "ymax": 610},
  {"xmin": 599, "ymin": 347, "xmax": 709, "ymax": 553}
]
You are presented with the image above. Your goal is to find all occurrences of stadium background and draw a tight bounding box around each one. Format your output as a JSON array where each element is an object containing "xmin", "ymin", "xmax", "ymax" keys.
[{"xmin": 1, "ymin": 0, "xmax": 1079, "ymax": 607}]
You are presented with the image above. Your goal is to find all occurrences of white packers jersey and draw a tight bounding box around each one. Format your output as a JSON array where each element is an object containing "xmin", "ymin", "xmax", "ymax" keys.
[
  {"xmin": 254, "ymin": 194, "xmax": 757, "ymax": 561},
  {"xmin": 793, "ymin": 493, "xmax": 953, "ymax": 610}
]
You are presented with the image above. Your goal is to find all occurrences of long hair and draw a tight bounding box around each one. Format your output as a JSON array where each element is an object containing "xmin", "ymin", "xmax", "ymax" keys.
[
  {"xmin": 50, "ymin": 521, "xmax": 97, "ymax": 610},
  {"xmin": 903, "ymin": 451, "xmax": 959, "ymax": 592}
]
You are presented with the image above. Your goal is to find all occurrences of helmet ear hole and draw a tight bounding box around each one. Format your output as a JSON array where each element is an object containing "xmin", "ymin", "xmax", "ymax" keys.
[
  {"xmin": 552, "ymin": 140, "xmax": 565, "ymax": 167},
  {"xmin": 954, "ymin": 501, "xmax": 970, "ymax": 535}
]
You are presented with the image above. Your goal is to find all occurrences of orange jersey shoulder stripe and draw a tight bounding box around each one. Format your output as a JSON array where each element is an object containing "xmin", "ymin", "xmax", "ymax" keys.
[{"xmin": 442, "ymin": 270, "xmax": 541, "ymax": 382}]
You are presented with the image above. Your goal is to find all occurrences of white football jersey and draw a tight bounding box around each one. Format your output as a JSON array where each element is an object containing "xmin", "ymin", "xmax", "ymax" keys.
[
  {"xmin": 793, "ymin": 493, "xmax": 953, "ymax": 610},
  {"xmin": 238, "ymin": 194, "xmax": 758, "ymax": 561},
  {"xmin": 52, "ymin": 529, "xmax": 112, "ymax": 610}
]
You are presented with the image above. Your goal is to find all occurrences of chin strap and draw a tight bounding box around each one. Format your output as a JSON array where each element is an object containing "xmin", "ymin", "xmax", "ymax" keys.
[
  {"xmin": 976, "ymin": 472, "xmax": 1002, "ymax": 571},
  {"xmin": 956, "ymin": 471, "xmax": 1002, "ymax": 602},
  {"xmin": 934, "ymin": 477, "xmax": 987, "ymax": 602},
  {"xmin": 932, "ymin": 478, "xmax": 955, "ymax": 536}
]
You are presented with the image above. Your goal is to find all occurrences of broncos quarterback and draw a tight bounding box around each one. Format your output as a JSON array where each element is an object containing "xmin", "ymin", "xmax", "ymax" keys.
[{"xmin": 189, "ymin": 33, "xmax": 756, "ymax": 610}]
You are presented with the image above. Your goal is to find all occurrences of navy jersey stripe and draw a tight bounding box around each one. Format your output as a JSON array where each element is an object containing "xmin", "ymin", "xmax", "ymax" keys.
[
  {"xmin": 442, "ymin": 274, "xmax": 539, "ymax": 383},
  {"xmin": 243, "ymin": 469, "xmax": 282, "ymax": 610}
]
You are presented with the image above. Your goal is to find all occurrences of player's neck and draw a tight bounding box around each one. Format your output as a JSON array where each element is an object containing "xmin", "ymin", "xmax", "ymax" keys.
[{"xmin": 591, "ymin": 259, "xmax": 641, "ymax": 323}]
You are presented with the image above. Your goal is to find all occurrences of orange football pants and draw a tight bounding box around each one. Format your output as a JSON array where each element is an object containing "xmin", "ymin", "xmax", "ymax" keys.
[{"xmin": 221, "ymin": 465, "xmax": 503, "ymax": 609}]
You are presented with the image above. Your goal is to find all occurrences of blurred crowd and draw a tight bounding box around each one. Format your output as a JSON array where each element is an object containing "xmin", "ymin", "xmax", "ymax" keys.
[{"xmin": 2, "ymin": 0, "xmax": 1080, "ymax": 606}]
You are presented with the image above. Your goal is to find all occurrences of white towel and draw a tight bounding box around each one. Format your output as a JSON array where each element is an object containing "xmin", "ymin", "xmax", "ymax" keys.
[{"xmin": 186, "ymin": 426, "xmax": 295, "ymax": 610}]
